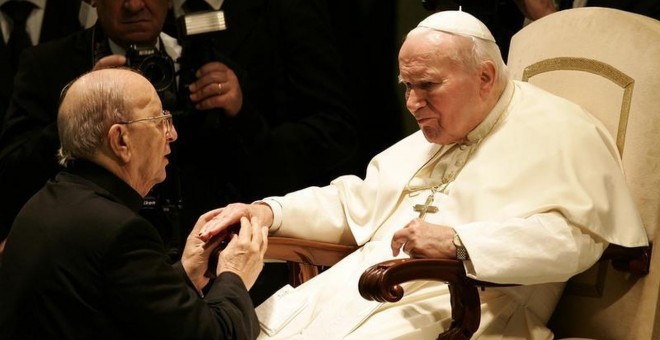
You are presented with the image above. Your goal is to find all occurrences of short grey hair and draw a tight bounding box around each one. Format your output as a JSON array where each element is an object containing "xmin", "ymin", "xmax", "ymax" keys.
[{"xmin": 56, "ymin": 72, "xmax": 130, "ymax": 167}]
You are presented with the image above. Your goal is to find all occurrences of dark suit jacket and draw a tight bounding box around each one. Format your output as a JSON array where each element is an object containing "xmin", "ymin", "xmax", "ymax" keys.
[
  {"xmin": 0, "ymin": 160, "xmax": 259, "ymax": 339},
  {"xmin": 0, "ymin": 0, "xmax": 85, "ymax": 129}
]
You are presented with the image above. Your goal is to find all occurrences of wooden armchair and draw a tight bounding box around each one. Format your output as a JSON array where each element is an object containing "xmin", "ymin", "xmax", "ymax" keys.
[{"xmin": 266, "ymin": 7, "xmax": 659, "ymax": 340}]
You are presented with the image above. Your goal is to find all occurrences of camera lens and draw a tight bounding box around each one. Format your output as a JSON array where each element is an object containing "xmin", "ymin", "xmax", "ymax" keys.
[{"xmin": 138, "ymin": 55, "xmax": 175, "ymax": 92}]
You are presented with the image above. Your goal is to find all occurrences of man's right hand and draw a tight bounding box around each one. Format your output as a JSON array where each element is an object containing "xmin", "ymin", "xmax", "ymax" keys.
[
  {"xmin": 198, "ymin": 203, "xmax": 274, "ymax": 242},
  {"xmin": 217, "ymin": 215, "xmax": 268, "ymax": 290}
]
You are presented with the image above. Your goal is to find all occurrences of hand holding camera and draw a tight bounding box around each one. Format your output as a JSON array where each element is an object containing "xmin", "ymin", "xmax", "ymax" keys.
[{"xmin": 186, "ymin": 61, "xmax": 243, "ymax": 116}]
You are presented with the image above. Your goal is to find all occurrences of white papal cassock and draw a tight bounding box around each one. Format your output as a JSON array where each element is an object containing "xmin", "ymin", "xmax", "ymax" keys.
[{"xmin": 255, "ymin": 80, "xmax": 648, "ymax": 339}]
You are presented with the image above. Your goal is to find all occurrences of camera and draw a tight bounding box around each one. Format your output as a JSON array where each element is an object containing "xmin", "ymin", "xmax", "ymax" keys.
[{"xmin": 125, "ymin": 45, "xmax": 176, "ymax": 93}]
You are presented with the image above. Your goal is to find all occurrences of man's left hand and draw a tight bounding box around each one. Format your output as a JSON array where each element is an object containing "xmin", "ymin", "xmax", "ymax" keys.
[{"xmin": 187, "ymin": 61, "xmax": 243, "ymax": 116}]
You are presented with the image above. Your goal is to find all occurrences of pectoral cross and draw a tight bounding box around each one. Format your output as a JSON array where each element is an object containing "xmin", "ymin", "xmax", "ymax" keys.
[{"xmin": 413, "ymin": 188, "xmax": 439, "ymax": 219}]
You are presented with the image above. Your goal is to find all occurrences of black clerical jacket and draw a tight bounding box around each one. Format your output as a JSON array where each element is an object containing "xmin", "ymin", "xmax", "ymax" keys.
[{"xmin": 0, "ymin": 160, "xmax": 259, "ymax": 339}]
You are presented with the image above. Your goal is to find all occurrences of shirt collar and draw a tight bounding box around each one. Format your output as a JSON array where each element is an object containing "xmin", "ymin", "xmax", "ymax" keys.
[
  {"xmin": 0, "ymin": 0, "xmax": 45, "ymax": 10},
  {"xmin": 107, "ymin": 36, "xmax": 161, "ymax": 56}
]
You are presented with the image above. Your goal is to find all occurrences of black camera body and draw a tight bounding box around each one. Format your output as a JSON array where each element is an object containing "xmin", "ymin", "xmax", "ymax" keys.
[
  {"xmin": 125, "ymin": 44, "xmax": 176, "ymax": 93},
  {"xmin": 125, "ymin": 44, "xmax": 179, "ymax": 110}
]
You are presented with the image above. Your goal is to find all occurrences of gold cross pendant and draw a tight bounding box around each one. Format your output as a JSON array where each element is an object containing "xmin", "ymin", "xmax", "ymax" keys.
[{"xmin": 413, "ymin": 191, "xmax": 439, "ymax": 219}]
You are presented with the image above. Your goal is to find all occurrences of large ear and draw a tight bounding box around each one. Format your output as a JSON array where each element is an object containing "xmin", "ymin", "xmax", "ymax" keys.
[
  {"xmin": 107, "ymin": 124, "xmax": 131, "ymax": 164},
  {"xmin": 479, "ymin": 60, "xmax": 497, "ymax": 99}
]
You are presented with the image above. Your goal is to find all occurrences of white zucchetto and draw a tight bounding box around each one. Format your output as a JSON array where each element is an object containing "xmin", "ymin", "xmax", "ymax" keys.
[{"xmin": 417, "ymin": 10, "xmax": 496, "ymax": 43}]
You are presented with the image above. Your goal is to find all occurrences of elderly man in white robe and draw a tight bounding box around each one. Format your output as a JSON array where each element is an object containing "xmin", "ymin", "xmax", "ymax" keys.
[{"xmin": 198, "ymin": 10, "xmax": 649, "ymax": 340}]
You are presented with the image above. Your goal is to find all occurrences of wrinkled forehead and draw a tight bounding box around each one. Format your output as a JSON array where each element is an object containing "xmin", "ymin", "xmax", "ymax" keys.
[{"xmin": 400, "ymin": 29, "xmax": 463, "ymax": 62}]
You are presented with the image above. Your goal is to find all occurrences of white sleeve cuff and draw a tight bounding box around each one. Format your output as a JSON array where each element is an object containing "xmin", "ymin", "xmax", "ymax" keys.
[{"xmin": 255, "ymin": 198, "xmax": 283, "ymax": 233}]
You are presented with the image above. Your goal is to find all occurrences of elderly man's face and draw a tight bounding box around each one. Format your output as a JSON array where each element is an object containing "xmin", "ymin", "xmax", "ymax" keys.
[
  {"xmin": 399, "ymin": 31, "xmax": 487, "ymax": 145},
  {"xmin": 124, "ymin": 75, "xmax": 178, "ymax": 195},
  {"xmin": 94, "ymin": 0, "xmax": 171, "ymax": 49}
]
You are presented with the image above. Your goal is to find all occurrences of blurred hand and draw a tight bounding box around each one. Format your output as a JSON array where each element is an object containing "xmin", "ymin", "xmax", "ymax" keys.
[
  {"xmin": 198, "ymin": 203, "xmax": 274, "ymax": 242},
  {"xmin": 217, "ymin": 215, "xmax": 269, "ymax": 290},
  {"xmin": 513, "ymin": 0, "xmax": 557, "ymax": 21},
  {"xmin": 391, "ymin": 218, "xmax": 456, "ymax": 259},
  {"xmin": 93, "ymin": 54, "xmax": 127, "ymax": 70},
  {"xmin": 188, "ymin": 61, "xmax": 243, "ymax": 116},
  {"xmin": 181, "ymin": 208, "xmax": 225, "ymax": 293}
]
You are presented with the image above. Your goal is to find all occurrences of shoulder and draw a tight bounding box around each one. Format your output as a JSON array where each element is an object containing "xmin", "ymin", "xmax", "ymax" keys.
[
  {"xmin": 510, "ymin": 80, "xmax": 601, "ymax": 130},
  {"xmin": 502, "ymin": 81, "xmax": 617, "ymax": 155}
]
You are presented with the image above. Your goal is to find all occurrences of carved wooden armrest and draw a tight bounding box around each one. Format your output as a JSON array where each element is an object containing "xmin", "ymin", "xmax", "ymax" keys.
[
  {"xmin": 600, "ymin": 243, "xmax": 652, "ymax": 275},
  {"xmin": 358, "ymin": 258, "xmax": 508, "ymax": 340},
  {"xmin": 357, "ymin": 242, "xmax": 653, "ymax": 340},
  {"xmin": 265, "ymin": 236, "xmax": 358, "ymax": 286}
]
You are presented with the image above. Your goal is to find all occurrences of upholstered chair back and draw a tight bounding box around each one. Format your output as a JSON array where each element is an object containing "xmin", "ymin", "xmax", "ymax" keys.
[{"xmin": 506, "ymin": 8, "xmax": 660, "ymax": 339}]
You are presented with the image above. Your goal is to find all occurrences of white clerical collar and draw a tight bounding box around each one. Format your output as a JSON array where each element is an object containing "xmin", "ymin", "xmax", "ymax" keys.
[
  {"xmin": 172, "ymin": 0, "xmax": 224, "ymax": 18},
  {"xmin": 463, "ymin": 80, "xmax": 514, "ymax": 145}
]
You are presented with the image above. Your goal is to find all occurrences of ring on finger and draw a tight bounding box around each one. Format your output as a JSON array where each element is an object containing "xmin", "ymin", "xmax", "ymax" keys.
[{"xmin": 218, "ymin": 82, "xmax": 223, "ymax": 93}]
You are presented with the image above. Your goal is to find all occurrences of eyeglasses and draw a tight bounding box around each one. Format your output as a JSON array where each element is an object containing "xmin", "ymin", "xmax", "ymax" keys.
[{"xmin": 118, "ymin": 110, "xmax": 174, "ymax": 135}]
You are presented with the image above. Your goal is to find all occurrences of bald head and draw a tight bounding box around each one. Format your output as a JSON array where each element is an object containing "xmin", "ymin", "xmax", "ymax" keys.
[
  {"xmin": 59, "ymin": 68, "xmax": 154, "ymax": 115},
  {"xmin": 57, "ymin": 68, "xmax": 156, "ymax": 166}
]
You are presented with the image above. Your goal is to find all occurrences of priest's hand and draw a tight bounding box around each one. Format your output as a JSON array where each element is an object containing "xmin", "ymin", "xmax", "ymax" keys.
[
  {"xmin": 198, "ymin": 203, "xmax": 274, "ymax": 243},
  {"xmin": 187, "ymin": 61, "xmax": 243, "ymax": 116},
  {"xmin": 391, "ymin": 218, "xmax": 456, "ymax": 258},
  {"xmin": 181, "ymin": 208, "xmax": 225, "ymax": 294},
  {"xmin": 217, "ymin": 215, "xmax": 269, "ymax": 290}
]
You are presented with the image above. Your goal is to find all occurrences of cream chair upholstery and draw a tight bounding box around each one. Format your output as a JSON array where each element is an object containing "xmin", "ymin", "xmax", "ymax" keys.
[{"xmin": 506, "ymin": 7, "xmax": 660, "ymax": 339}]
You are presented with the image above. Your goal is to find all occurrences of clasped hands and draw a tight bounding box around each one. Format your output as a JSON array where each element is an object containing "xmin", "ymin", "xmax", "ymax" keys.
[
  {"xmin": 181, "ymin": 206, "xmax": 269, "ymax": 294},
  {"xmin": 197, "ymin": 202, "xmax": 459, "ymax": 266},
  {"xmin": 94, "ymin": 55, "xmax": 243, "ymax": 116}
]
